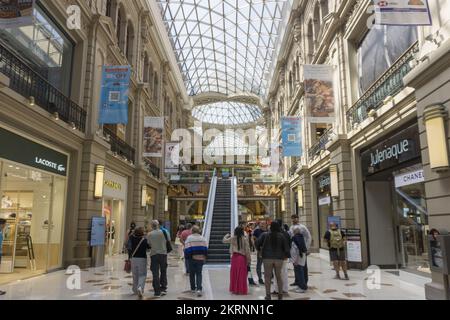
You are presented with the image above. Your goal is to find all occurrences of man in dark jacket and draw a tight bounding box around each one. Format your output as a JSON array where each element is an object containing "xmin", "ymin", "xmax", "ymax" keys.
[{"xmin": 291, "ymin": 226, "xmax": 308, "ymax": 292}]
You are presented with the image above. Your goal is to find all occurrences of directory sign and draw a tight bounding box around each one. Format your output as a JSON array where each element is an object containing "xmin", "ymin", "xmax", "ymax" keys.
[{"xmin": 90, "ymin": 217, "xmax": 106, "ymax": 247}]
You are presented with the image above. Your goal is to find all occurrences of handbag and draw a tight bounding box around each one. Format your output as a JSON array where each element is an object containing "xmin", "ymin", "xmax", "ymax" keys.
[
  {"xmin": 162, "ymin": 230, "xmax": 173, "ymax": 254},
  {"xmin": 124, "ymin": 237, "xmax": 145, "ymax": 273}
]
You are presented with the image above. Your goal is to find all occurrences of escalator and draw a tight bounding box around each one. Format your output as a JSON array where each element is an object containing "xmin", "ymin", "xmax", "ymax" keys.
[{"xmin": 207, "ymin": 179, "xmax": 232, "ymax": 264}]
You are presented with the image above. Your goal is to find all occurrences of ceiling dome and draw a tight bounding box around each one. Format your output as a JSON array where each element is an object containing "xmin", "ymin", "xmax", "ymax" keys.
[{"xmin": 192, "ymin": 101, "xmax": 262, "ymax": 125}]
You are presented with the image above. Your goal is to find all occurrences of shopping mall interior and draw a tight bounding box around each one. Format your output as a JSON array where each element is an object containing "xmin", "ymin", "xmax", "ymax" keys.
[{"xmin": 0, "ymin": 0, "xmax": 449, "ymax": 301}]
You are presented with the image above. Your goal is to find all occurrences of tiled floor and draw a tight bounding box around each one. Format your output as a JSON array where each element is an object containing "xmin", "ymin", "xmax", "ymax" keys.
[{"xmin": 0, "ymin": 252, "xmax": 426, "ymax": 300}]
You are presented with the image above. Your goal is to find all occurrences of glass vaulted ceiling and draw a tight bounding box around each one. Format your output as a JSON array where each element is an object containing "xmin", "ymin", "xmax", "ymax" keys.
[
  {"xmin": 192, "ymin": 101, "xmax": 262, "ymax": 125},
  {"xmin": 157, "ymin": 0, "xmax": 289, "ymax": 98}
]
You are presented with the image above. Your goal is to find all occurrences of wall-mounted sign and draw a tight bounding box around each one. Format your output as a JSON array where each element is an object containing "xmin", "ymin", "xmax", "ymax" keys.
[
  {"xmin": 318, "ymin": 196, "xmax": 331, "ymax": 206},
  {"xmin": 0, "ymin": 127, "xmax": 68, "ymax": 176},
  {"xmin": 395, "ymin": 168, "xmax": 425, "ymax": 188},
  {"xmin": 361, "ymin": 124, "xmax": 420, "ymax": 176},
  {"xmin": 373, "ymin": 0, "xmax": 432, "ymax": 26},
  {"xmin": 103, "ymin": 169, "xmax": 127, "ymax": 200},
  {"xmin": 318, "ymin": 174, "xmax": 331, "ymax": 189}
]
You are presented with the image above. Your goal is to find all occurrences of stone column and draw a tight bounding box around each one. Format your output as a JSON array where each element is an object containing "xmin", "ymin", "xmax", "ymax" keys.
[
  {"xmin": 328, "ymin": 137, "xmax": 355, "ymax": 229},
  {"xmin": 404, "ymin": 37, "xmax": 450, "ymax": 300}
]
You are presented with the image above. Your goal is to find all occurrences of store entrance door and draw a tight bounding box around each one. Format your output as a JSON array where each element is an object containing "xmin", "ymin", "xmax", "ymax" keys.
[
  {"xmin": 103, "ymin": 199, "xmax": 125, "ymax": 257},
  {"xmin": 393, "ymin": 165, "xmax": 429, "ymax": 274}
]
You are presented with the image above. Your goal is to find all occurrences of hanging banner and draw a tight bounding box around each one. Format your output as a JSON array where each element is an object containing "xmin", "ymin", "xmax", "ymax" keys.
[
  {"xmin": 165, "ymin": 143, "xmax": 180, "ymax": 173},
  {"xmin": 373, "ymin": 0, "xmax": 432, "ymax": 26},
  {"xmin": 143, "ymin": 117, "xmax": 164, "ymax": 157},
  {"xmin": 304, "ymin": 65, "xmax": 336, "ymax": 123},
  {"xmin": 98, "ymin": 66, "xmax": 131, "ymax": 124},
  {"xmin": 0, "ymin": 0, "xmax": 34, "ymax": 28},
  {"xmin": 281, "ymin": 117, "xmax": 302, "ymax": 157}
]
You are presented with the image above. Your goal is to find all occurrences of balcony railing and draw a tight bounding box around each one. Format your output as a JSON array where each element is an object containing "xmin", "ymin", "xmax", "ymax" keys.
[
  {"xmin": 0, "ymin": 42, "xmax": 87, "ymax": 132},
  {"xmin": 289, "ymin": 159, "xmax": 300, "ymax": 176},
  {"xmin": 308, "ymin": 128, "xmax": 334, "ymax": 160},
  {"xmin": 103, "ymin": 127, "xmax": 136, "ymax": 164},
  {"xmin": 346, "ymin": 42, "xmax": 419, "ymax": 131},
  {"xmin": 144, "ymin": 158, "xmax": 160, "ymax": 179}
]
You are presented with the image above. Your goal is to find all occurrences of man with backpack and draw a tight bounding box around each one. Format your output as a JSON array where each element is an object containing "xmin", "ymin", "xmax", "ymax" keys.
[{"xmin": 324, "ymin": 222, "xmax": 349, "ymax": 280}]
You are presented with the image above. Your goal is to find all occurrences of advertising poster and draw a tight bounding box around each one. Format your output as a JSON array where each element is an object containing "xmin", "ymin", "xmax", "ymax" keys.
[
  {"xmin": 304, "ymin": 65, "xmax": 335, "ymax": 123},
  {"xmin": 0, "ymin": 0, "xmax": 34, "ymax": 28},
  {"xmin": 90, "ymin": 217, "xmax": 106, "ymax": 247},
  {"xmin": 98, "ymin": 66, "xmax": 131, "ymax": 124},
  {"xmin": 143, "ymin": 117, "xmax": 164, "ymax": 157},
  {"xmin": 165, "ymin": 143, "xmax": 180, "ymax": 173},
  {"xmin": 281, "ymin": 117, "xmax": 302, "ymax": 157},
  {"xmin": 373, "ymin": 0, "xmax": 432, "ymax": 26}
]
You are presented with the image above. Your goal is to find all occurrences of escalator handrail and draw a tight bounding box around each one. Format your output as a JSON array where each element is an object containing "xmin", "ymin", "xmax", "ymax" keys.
[
  {"xmin": 202, "ymin": 174, "xmax": 217, "ymax": 243},
  {"xmin": 230, "ymin": 176, "xmax": 239, "ymax": 234}
]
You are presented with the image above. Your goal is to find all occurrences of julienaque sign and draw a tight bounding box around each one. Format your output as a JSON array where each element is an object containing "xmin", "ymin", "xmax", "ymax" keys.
[{"xmin": 361, "ymin": 124, "xmax": 420, "ymax": 176}]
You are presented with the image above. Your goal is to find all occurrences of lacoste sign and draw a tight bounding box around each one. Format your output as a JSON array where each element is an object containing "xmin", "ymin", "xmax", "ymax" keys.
[{"xmin": 0, "ymin": 127, "xmax": 68, "ymax": 176}]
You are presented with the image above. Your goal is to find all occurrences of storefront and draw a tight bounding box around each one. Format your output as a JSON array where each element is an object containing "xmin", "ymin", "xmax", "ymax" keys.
[
  {"xmin": 0, "ymin": 127, "xmax": 67, "ymax": 276},
  {"xmin": 102, "ymin": 169, "xmax": 128, "ymax": 257},
  {"xmin": 316, "ymin": 172, "xmax": 333, "ymax": 249},
  {"xmin": 361, "ymin": 122, "xmax": 430, "ymax": 275}
]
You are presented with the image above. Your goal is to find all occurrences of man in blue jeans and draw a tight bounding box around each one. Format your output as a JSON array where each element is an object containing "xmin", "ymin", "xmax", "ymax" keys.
[
  {"xmin": 183, "ymin": 226, "xmax": 208, "ymax": 297},
  {"xmin": 252, "ymin": 221, "xmax": 267, "ymax": 285},
  {"xmin": 147, "ymin": 220, "xmax": 168, "ymax": 297}
]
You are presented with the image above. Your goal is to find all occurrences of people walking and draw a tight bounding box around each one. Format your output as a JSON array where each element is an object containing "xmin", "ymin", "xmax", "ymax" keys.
[
  {"xmin": 125, "ymin": 222, "xmax": 136, "ymax": 258},
  {"xmin": 223, "ymin": 227, "xmax": 252, "ymax": 295},
  {"xmin": 324, "ymin": 222, "xmax": 349, "ymax": 280},
  {"xmin": 256, "ymin": 221, "xmax": 290, "ymax": 300},
  {"xmin": 289, "ymin": 215, "xmax": 311, "ymax": 287},
  {"xmin": 128, "ymin": 227, "xmax": 150, "ymax": 299},
  {"xmin": 184, "ymin": 225, "xmax": 208, "ymax": 297},
  {"xmin": 147, "ymin": 220, "xmax": 169, "ymax": 297},
  {"xmin": 180, "ymin": 223, "xmax": 193, "ymax": 275},
  {"xmin": 176, "ymin": 225, "xmax": 186, "ymax": 260},
  {"xmin": 252, "ymin": 221, "xmax": 267, "ymax": 285},
  {"xmin": 291, "ymin": 226, "xmax": 308, "ymax": 293}
]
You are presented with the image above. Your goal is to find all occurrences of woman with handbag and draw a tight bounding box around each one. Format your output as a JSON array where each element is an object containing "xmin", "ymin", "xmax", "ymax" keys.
[{"xmin": 126, "ymin": 227, "xmax": 150, "ymax": 299}]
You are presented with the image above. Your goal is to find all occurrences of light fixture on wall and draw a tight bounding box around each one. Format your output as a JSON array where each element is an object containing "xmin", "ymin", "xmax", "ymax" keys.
[
  {"xmin": 164, "ymin": 195, "xmax": 169, "ymax": 212},
  {"xmin": 330, "ymin": 164, "xmax": 339, "ymax": 198},
  {"xmin": 298, "ymin": 186, "xmax": 304, "ymax": 208},
  {"xmin": 281, "ymin": 196, "xmax": 286, "ymax": 212},
  {"xmin": 29, "ymin": 96, "xmax": 35, "ymax": 106},
  {"xmin": 141, "ymin": 185, "xmax": 147, "ymax": 208},
  {"xmin": 53, "ymin": 112, "xmax": 60, "ymax": 121},
  {"xmin": 423, "ymin": 104, "xmax": 449, "ymax": 172},
  {"xmin": 94, "ymin": 165, "xmax": 105, "ymax": 199}
]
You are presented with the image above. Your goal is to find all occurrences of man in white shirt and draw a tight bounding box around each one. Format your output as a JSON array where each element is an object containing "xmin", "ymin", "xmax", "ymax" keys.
[{"xmin": 289, "ymin": 215, "xmax": 311, "ymax": 287}]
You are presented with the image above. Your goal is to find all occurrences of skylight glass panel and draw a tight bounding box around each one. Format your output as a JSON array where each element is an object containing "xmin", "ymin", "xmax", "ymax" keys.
[{"xmin": 156, "ymin": 0, "xmax": 289, "ymax": 97}]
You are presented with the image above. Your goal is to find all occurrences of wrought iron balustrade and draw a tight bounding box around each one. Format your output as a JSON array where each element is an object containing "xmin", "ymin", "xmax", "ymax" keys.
[
  {"xmin": 144, "ymin": 158, "xmax": 161, "ymax": 178},
  {"xmin": 308, "ymin": 128, "xmax": 334, "ymax": 160},
  {"xmin": 346, "ymin": 42, "xmax": 419, "ymax": 131},
  {"xmin": 0, "ymin": 42, "xmax": 86, "ymax": 132},
  {"xmin": 103, "ymin": 127, "xmax": 136, "ymax": 164}
]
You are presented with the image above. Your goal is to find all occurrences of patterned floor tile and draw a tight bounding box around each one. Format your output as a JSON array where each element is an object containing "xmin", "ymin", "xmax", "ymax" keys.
[{"xmin": 343, "ymin": 293, "xmax": 366, "ymax": 298}]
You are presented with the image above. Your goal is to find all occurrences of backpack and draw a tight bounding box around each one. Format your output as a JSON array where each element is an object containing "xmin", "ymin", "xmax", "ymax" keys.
[{"xmin": 329, "ymin": 229, "xmax": 344, "ymax": 249}]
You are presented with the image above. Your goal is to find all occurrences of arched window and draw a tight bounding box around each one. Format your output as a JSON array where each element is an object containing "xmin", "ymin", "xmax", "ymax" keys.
[
  {"xmin": 117, "ymin": 7, "xmax": 126, "ymax": 50},
  {"xmin": 313, "ymin": 3, "xmax": 321, "ymax": 47},
  {"xmin": 126, "ymin": 21, "xmax": 134, "ymax": 64},
  {"xmin": 106, "ymin": 0, "xmax": 112, "ymax": 17},
  {"xmin": 153, "ymin": 72, "xmax": 159, "ymax": 103},
  {"xmin": 321, "ymin": 0, "xmax": 329, "ymax": 20},
  {"xmin": 143, "ymin": 52, "xmax": 149, "ymax": 82},
  {"xmin": 307, "ymin": 20, "xmax": 314, "ymax": 62}
]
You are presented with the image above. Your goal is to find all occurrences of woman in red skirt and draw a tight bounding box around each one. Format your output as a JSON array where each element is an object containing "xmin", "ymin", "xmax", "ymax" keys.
[{"xmin": 223, "ymin": 227, "xmax": 252, "ymax": 295}]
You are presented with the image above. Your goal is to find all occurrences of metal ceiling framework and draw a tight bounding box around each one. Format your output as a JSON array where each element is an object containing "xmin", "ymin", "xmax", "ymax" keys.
[{"xmin": 157, "ymin": 0, "xmax": 289, "ymax": 126}]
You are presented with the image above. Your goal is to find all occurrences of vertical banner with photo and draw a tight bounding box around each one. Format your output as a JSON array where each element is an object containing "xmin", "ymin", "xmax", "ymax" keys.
[
  {"xmin": 143, "ymin": 117, "xmax": 164, "ymax": 157},
  {"xmin": 165, "ymin": 143, "xmax": 180, "ymax": 173},
  {"xmin": 281, "ymin": 117, "xmax": 302, "ymax": 157},
  {"xmin": 0, "ymin": 0, "xmax": 34, "ymax": 28},
  {"xmin": 304, "ymin": 65, "xmax": 336, "ymax": 123},
  {"xmin": 98, "ymin": 66, "xmax": 131, "ymax": 124},
  {"xmin": 373, "ymin": 0, "xmax": 432, "ymax": 26}
]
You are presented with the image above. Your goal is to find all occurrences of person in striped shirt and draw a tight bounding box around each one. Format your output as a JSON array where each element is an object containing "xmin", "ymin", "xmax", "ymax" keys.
[{"xmin": 184, "ymin": 225, "xmax": 208, "ymax": 297}]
